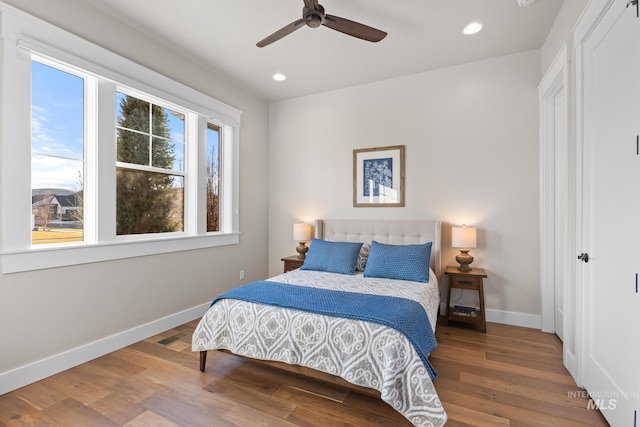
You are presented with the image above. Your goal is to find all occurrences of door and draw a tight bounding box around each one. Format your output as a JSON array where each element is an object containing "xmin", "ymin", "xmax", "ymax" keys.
[{"xmin": 579, "ymin": 1, "xmax": 640, "ymax": 425}]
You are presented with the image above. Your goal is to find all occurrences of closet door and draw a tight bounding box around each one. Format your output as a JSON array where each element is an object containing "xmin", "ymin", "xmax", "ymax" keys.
[{"xmin": 579, "ymin": 1, "xmax": 640, "ymax": 425}]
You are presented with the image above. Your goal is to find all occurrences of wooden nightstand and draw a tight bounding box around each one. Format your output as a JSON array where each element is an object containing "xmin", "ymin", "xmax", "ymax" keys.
[
  {"xmin": 444, "ymin": 266, "xmax": 488, "ymax": 332},
  {"xmin": 281, "ymin": 255, "xmax": 304, "ymax": 273}
]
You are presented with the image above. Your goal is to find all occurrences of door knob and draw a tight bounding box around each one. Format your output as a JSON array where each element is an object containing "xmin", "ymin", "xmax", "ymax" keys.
[{"xmin": 577, "ymin": 253, "xmax": 589, "ymax": 263}]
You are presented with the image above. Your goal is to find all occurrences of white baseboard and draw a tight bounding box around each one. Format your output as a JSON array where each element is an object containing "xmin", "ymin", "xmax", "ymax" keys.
[
  {"xmin": 440, "ymin": 303, "xmax": 541, "ymax": 330},
  {"xmin": 485, "ymin": 308, "xmax": 541, "ymax": 329},
  {"xmin": 0, "ymin": 302, "xmax": 210, "ymax": 396}
]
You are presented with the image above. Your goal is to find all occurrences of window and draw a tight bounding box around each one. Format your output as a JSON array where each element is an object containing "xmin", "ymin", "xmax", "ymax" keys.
[
  {"xmin": 31, "ymin": 60, "xmax": 85, "ymax": 245},
  {"xmin": 206, "ymin": 123, "xmax": 221, "ymax": 233},
  {"xmin": 115, "ymin": 92, "xmax": 186, "ymax": 235},
  {"xmin": 0, "ymin": 6, "xmax": 242, "ymax": 273}
]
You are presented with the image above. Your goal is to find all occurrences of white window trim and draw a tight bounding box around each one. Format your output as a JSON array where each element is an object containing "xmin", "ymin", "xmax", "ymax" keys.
[{"xmin": 0, "ymin": 3, "xmax": 242, "ymax": 274}]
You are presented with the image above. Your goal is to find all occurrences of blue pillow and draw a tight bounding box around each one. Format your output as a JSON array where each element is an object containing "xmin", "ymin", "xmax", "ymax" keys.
[
  {"xmin": 300, "ymin": 238, "xmax": 363, "ymax": 275},
  {"xmin": 363, "ymin": 240, "xmax": 432, "ymax": 283}
]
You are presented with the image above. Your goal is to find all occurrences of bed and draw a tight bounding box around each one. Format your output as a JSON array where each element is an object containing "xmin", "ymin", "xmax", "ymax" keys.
[{"xmin": 192, "ymin": 219, "xmax": 447, "ymax": 426}]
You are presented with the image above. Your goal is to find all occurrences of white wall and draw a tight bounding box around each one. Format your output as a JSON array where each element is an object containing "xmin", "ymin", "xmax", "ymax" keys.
[
  {"xmin": 268, "ymin": 50, "xmax": 542, "ymax": 326},
  {"xmin": 0, "ymin": 0, "xmax": 269, "ymax": 387}
]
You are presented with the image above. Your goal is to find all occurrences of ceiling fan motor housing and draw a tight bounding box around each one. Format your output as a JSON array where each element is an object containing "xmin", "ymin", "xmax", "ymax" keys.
[{"xmin": 303, "ymin": 5, "xmax": 324, "ymax": 28}]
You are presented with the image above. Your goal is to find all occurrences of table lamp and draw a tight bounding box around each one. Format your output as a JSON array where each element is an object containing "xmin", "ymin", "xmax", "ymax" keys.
[
  {"xmin": 293, "ymin": 223, "xmax": 312, "ymax": 259},
  {"xmin": 452, "ymin": 225, "xmax": 477, "ymax": 271}
]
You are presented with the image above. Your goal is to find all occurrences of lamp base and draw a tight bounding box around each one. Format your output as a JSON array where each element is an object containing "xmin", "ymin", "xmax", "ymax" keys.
[
  {"xmin": 455, "ymin": 249, "xmax": 474, "ymax": 271},
  {"xmin": 296, "ymin": 242, "xmax": 308, "ymax": 259}
]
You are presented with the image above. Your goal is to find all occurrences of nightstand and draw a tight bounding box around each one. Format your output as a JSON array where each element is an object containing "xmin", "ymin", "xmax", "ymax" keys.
[
  {"xmin": 281, "ymin": 255, "xmax": 304, "ymax": 273},
  {"xmin": 444, "ymin": 266, "xmax": 488, "ymax": 332}
]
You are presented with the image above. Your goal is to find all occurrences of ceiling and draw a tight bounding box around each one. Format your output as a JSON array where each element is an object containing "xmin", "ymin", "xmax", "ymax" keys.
[{"xmin": 84, "ymin": 0, "xmax": 563, "ymax": 102}]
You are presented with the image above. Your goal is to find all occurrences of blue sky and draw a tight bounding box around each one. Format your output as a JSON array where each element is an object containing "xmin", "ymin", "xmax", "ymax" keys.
[{"xmin": 31, "ymin": 60, "xmax": 84, "ymax": 191}]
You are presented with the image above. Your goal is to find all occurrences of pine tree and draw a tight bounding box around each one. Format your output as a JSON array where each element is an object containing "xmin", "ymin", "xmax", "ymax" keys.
[{"xmin": 116, "ymin": 95, "xmax": 180, "ymax": 234}]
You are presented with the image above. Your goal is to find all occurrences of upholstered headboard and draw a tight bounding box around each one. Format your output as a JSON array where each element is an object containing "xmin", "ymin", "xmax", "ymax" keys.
[{"xmin": 314, "ymin": 219, "xmax": 442, "ymax": 278}]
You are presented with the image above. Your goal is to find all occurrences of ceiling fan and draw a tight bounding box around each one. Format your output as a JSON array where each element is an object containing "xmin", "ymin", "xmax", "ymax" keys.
[{"xmin": 256, "ymin": 0, "xmax": 387, "ymax": 48}]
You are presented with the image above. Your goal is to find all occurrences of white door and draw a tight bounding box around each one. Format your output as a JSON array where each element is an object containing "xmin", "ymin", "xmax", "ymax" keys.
[{"xmin": 579, "ymin": 1, "xmax": 640, "ymax": 425}]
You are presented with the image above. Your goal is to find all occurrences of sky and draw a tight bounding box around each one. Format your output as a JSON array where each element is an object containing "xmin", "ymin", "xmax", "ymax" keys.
[{"xmin": 31, "ymin": 60, "xmax": 84, "ymax": 191}]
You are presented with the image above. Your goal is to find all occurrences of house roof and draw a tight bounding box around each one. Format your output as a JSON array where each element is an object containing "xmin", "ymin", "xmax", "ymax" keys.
[
  {"xmin": 31, "ymin": 193, "xmax": 81, "ymax": 208},
  {"xmin": 55, "ymin": 194, "xmax": 80, "ymax": 208}
]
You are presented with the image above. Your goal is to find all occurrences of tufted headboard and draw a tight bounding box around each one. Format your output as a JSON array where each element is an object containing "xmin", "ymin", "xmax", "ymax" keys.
[{"xmin": 314, "ymin": 219, "xmax": 442, "ymax": 278}]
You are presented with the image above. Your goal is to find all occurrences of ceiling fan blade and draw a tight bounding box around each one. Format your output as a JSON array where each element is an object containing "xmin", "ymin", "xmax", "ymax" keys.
[
  {"xmin": 323, "ymin": 14, "xmax": 387, "ymax": 42},
  {"xmin": 257, "ymin": 19, "xmax": 305, "ymax": 47},
  {"xmin": 303, "ymin": 0, "xmax": 319, "ymax": 10}
]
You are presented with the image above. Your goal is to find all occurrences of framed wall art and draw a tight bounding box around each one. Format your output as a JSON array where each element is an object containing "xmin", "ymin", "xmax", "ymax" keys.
[{"xmin": 353, "ymin": 145, "xmax": 405, "ymax": 207}]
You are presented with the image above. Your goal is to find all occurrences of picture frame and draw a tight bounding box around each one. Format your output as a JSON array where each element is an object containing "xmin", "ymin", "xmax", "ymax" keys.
[{"xmin": 353, "ymin": 145, "xmax": 405, "ymax": 207}]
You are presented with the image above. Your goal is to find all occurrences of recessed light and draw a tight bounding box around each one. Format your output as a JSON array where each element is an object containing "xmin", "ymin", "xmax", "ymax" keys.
[
  {"xmin": 272, "ymin": 73, "xmax": 286, "ymax": 81},
  {"xmin": 462, "ymin": 22, "xmax": 483, "ymax": 35}
]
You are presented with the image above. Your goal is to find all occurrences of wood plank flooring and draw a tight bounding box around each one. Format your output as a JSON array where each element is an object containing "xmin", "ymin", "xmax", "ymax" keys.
[{"xmin": 0, "ymin": 318, "xmax": 609, "ymax": 426}]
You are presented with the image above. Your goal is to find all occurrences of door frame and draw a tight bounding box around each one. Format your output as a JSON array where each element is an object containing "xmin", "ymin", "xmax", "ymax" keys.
[{"xmin": 539, "ymin": 44, "xmax": 570, "ymax": 339}]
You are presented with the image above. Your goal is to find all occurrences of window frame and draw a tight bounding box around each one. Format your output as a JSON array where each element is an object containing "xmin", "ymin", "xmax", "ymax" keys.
[{"xmin": 0, "ymin": 5, "xmax": 241, "ymax": 274}]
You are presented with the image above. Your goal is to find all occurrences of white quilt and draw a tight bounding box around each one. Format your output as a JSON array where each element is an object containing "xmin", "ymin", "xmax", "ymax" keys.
[{"xmin": 192, "ymin": 269, "xmax": 447, "ymax": 426}]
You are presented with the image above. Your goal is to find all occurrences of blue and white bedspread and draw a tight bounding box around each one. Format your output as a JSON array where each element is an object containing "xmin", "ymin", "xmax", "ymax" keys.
[{"xmin": 192, "ymin": 269, "xmax": 447, "ymax": 427}]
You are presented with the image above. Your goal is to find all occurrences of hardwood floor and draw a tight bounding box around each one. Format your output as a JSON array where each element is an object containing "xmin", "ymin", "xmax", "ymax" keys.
[{"xmin": 0, "ymin": 319, "xmax": 608, "ymax": 426}]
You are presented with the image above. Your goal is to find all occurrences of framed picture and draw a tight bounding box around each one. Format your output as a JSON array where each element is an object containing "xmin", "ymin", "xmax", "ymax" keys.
[{"xmin": 353, "ymin": 145, "xmax": 405, "ymax": 207}]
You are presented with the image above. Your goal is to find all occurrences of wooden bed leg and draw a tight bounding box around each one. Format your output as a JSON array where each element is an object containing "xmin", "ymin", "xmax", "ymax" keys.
[{"xmin": 199, "ymin": 350, "xmax": 207, "ymax": 372}]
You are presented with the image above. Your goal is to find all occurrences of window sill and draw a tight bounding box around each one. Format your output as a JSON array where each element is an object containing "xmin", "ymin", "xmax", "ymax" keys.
[{"xmin": 1, "ymin": 233, "xmax": 240, "ymax": 274}]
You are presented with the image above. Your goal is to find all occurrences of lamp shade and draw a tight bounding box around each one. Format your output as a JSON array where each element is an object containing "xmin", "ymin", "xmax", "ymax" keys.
[
  {"xmin": 452, "ymin": 226, "xmax": 477, "ymax": 249},
  {"xmin": 293, "ymin": 223, "xmax": 312, "ymax": 242}
]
